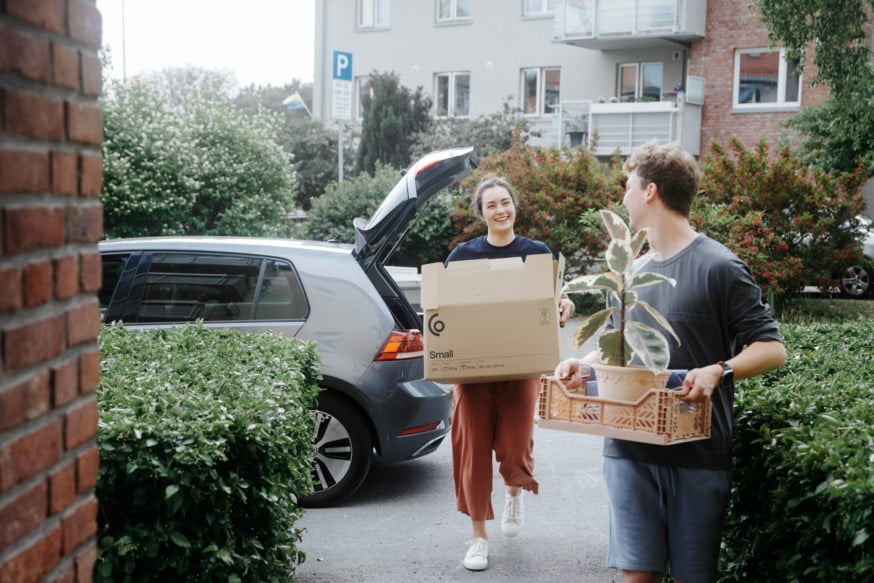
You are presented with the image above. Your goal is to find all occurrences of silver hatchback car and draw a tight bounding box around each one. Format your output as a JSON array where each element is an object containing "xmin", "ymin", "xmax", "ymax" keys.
[{"xmin": 98, "ymin": 148, "xmax": 476, "ymax": 506}]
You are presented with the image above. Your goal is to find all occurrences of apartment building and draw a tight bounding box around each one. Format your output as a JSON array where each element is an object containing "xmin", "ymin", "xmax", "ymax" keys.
[{"xmin": 312, "ymin": 1, "xmax": 830, "ymax": 159}]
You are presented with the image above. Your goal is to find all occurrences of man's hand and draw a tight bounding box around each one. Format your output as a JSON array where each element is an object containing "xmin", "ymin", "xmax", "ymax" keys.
[
  {"xmin": 678, "ymin": 364, "xmax": 722, "ymax": 402},
  {"xmin": 553, "ymin": 358, "xmax": 588, "ymax": 389},
  {"xmin": 558, "ymin": 296, "xmax": 574, "ymax": 327}
]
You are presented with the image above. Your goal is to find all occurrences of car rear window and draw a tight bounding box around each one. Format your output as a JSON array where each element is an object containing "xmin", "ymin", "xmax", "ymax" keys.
[{"xmin": 128, "ymin": 252, "xmax": 307, "ymax": 323}]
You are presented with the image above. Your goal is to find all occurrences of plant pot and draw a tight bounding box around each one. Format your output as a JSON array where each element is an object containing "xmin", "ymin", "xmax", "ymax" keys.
[{"xmin": 591, "ymin": 363, "xmax": 671, "ymax": 403}]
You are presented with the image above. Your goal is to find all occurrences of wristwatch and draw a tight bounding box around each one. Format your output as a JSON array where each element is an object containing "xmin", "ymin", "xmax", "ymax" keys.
[{"xmin": 718, "ymin": 361, "xmax": 734, "ymax": 384}]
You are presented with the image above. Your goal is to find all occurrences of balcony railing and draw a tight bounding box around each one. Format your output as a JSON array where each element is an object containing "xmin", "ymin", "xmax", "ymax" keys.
[
  {"xmin": 555, "ymin": 93, "xmax": 702, "ymax": 156},
  {"xmin": 554, "ymin": 0, "xmax": 706, "ymax": 49}
]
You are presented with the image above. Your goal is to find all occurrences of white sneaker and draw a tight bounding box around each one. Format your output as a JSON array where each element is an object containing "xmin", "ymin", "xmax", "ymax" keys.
[
  {"xmin": 463, "ymin": 538, "xmax": 489, "ymax": 571},
  {"xmin": 501, "ymin": 492, "xmax": 523, "ymax": 537}
]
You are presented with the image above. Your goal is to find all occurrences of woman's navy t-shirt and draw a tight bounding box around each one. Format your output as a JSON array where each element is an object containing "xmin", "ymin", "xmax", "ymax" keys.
[{"xmin": 445, "ymin": 235, "xmax": 552, "ymax": 263}]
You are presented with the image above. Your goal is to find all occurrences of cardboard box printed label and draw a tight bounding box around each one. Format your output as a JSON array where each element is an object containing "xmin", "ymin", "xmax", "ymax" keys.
[{"xmin": 421, "ymin": 253, "xmax": 565, "ymax": 384}]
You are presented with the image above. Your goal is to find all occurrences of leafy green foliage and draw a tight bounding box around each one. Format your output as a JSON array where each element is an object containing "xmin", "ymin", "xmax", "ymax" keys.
[
  {"xmin": 302, "ymin": 163, "xmax": 456, "ymax": 266},
  {"xmin": 95, "ymin": 323, "xmax": 321, "ymax": 582},
  {"xmin": 720, "ymin": 318, "xmax": 874, "ymax": 581},
  {"xmin": 355, "ymin": 71, "xmax": 432, "ymax": 175},
  {"xmin": 696, "ymin": 138, "xmax": 867, "ymax": 301},
  {"xmin": 756, "ymin": 0, "xmax": 874, "ymax": 177},
  {"xmin": 101, "ymin": 72, "xmax": 297, "ymax": 238},
  {"xmin": 453, "ymin": 131, "xmax": 623, "ymax": 277}
]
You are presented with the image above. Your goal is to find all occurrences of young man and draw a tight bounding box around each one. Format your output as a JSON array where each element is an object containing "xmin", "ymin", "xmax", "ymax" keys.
[{"xmin": 555, "ymin": 142, "xmax": 786, "ymax": 583}]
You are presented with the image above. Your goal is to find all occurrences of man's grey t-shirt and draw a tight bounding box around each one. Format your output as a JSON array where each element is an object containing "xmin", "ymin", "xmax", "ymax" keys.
[{"xmin": 603, "ymin": 235, "xmax": 782, "ymax": 469}]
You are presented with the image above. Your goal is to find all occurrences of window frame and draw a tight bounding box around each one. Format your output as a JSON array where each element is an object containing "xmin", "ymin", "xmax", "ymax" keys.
[
  {"xmin": 358, "ymin": 0, "xmax": 390, "ymax": 29},
  {"xmin": 436, "ymin": 0, "xmax": 473, "ymax": 23},
  {"xmin": 434, "ymin": 71, "xmax": 471, "ymax": 117},
  {"xmin": 520, "ymin": 66, "xmax": 561, "ymax": 117},
  {"xmin": 733, "ymin": 47, "xmax": 802, "ymax": 111}
]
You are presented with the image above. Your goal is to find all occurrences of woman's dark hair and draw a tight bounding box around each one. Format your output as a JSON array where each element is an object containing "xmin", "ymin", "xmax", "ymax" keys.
[{"xmin": 472, "ymin": 175, "xmax": 517, "ymax": 218}]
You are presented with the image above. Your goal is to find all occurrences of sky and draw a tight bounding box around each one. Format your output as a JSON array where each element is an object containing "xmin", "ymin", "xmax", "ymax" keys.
[{"xmin": 97, "ymin": 0, "xmax": 315, "ymax": 88}]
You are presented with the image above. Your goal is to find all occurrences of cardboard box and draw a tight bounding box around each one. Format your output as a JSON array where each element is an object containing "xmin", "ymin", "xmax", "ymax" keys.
[{"xmin": 421, "ymin": 253, "xmax": 564, "ymax": 384}]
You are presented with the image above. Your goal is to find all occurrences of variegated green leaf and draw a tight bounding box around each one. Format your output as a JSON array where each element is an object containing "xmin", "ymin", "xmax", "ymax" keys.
[
  {"xmin": 630, "ymin": 272, "xmax": 677, "ymax": 289},
  {"xmin": 598, "ymin": 328, "xmax": 632, "ymax": 366},
  {"xmin": 600, "ymin": 209, "xmax": 630, "ymax": 242},
  {"xmin": 625, "ymin": 321, "xmax": 671, "ymax": 373},
  {"xmin": 563, "ymin": 272, "xmax": 621, "ymax": 295},
  {"xmin": 630, "ymin": 228, "xmax": 648, "ymax": 257},
  {"xmin": 636, "ymin": 299, "xmax": 681, "ymax": 345},
  {"xmin": 573, "ymin": 308, "xmax": 614, "ymax": 350},
  {"xmin": 606, "ymin": 239, "xmax": 633, "ymax": 276}
]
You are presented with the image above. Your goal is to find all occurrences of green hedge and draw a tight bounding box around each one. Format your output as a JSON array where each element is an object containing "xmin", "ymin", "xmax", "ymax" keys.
[
  {"xmin": 95, "ymin": 323, "xmax": 321, "ymax": 582},
  {"xmin": 721, "ymin": 320, "xmax": 874, "ymax": 581}
]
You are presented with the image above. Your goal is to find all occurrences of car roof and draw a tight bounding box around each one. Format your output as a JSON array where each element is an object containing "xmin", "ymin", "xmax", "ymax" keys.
[{"xmin": 98, "ymin": 236, "xmax": 353, "ymax": 257}]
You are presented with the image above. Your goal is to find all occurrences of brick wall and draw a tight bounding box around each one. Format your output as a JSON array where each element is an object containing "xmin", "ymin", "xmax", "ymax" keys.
[
  {"xmin": 690, "ymin": 0, "xmax": 830, "ymax": 155},
  {"xmin": 0, "ymin": 1, "xmax": 103, "ymax": 582}
]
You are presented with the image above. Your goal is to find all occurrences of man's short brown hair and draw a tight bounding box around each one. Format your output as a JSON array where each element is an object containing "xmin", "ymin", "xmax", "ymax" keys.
[{"xmin": 623, "ymin": 142, "xmax": 702, "ymax": 217}]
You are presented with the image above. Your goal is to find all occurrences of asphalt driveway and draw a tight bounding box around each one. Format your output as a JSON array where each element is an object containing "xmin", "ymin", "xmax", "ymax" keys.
[{"xmin": 295, "ymin": 317, "xmax": 618, "ymax": 582}]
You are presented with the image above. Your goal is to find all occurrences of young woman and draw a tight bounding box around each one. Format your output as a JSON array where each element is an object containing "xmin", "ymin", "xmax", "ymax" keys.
[{"xmin": 446, "ymin": 175, "xmax": 573, "ymax": 571}]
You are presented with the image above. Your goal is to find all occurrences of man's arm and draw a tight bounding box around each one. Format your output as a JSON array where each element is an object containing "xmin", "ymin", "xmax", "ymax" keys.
[{"xmin": 679, "ymin": 340, "xmax": 787, "ymax": 402}]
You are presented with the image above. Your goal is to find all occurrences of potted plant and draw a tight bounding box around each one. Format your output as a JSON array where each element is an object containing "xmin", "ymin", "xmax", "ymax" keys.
[{"xmin": 563, "ymin": 210, "xmax": 681, "ymax": 401}]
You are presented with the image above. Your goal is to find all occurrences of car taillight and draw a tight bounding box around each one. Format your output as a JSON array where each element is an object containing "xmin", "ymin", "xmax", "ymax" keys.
[{"xmin": 375, "ymin": 329, "xmax": 424, "ymax": 361}]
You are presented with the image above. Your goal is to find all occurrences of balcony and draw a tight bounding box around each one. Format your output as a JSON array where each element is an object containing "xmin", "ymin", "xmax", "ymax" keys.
[
  {"xmin": 556, "ymin": 87, "xmax": 702, "ymax": 156},
  {"xmin": 554, "ymin": 0, "xmax": 707, "ymax": 50}
]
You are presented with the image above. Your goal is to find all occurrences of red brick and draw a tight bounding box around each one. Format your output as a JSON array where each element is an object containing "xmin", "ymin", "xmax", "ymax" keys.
[
  {"xmin": 49, "ymin": 462, "xmax": 76, "ymax": 516},
  {"xmin": 0, "ymin": 148, "xmax": 51, "ymax": 193},
  {"xmin": 79, "ymin": 252, "xmax": 101, "ymax": 293},
  {"xmin": 64, "ymin": 398, "xmax": 97, "ymax": 450},
  {"xmin": 78, "ymin": 154, "xmax": 102, "ymax": 198},
  {"xmin": 61, "ymin": 495, "xmax": 97, "ymax": 554},
  {"xmin": 3, "ymin": 206, "xmax": 65, "ymax": 254},
  {"xmin": 6, "ymin": 28, "xmax": 51, "ymax": 83},
  {"xmin": 0, "ymin": 524, "xmax": 62, "ymax": 583},
  {"xmin": 80, "ymin": 52, "xmax": 102, "ymax": 97},
  {"xmin": 74, "ymin": 540, "xmax": 96, "ymax": 582},
  {"xmin": 0, "ymin": 267, "xmax": 22, "ymax": 313},
  {"xmin": 0, "ymin": 418, "xmax": 62, "ymax": 492},
  {"xmin": 75, "ymin": 446, "xmax": 98, "ymax": 493},
  {"xmin": 23, "ymin": 261, "xmax": 52, "ymax": 307},
  {"xmin": 78, "ymin": 350, "xmax": 100, "ymax": 395},
  {"xmin": 3, "ymin": 314, "xmax": 65, "ymax": 372},
  {"xmin": 52, "ymin": 43, "xmax": 79, "ymax": 90},
  {"xmin": 51, "ymin": 151, "xmax": 78, "ymax": 196},
  {"xmin": 5, "ymin": 0, "xmax": 64, "ymax": 33},
  {"xmin": 3, "ymin": 88, "xmax": 65, "ymax": 141},
  {"xmin": 0, "ymin": 481, "xmax": 47, "ymax": 549},
  {"xmin": 0, "ymin": 371, "xmax": 50, "ymax": 432},
  {"xmin": 64, "ymin": 204, "xmax": 103, "ymax": 244},
  {"xmin": 68, "ymin": 0, "xmax": 102, "ymax": 48},
  {"xmin": 54, "ymin": 255, "xmax": 79, "ymax": 300},
  {"xmin": 66, "ymin": 103, "xmax": 102, "ymax": 145},
  {"xmin": 52, "ymin": 358, "xmax": 79, "ymax": 407},
  {"xmin": 66, "ymin": 300, "xmax": 100, "ymax": 347}
]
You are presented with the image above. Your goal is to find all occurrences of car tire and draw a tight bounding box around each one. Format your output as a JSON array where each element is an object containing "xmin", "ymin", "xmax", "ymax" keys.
[
  {"xmin": 299, "ymin": 391, "xmax": 372, "ymax": 508},
  {"xmin": 839, "ymin": 263, "xmax": 872, "ymax": 299}
]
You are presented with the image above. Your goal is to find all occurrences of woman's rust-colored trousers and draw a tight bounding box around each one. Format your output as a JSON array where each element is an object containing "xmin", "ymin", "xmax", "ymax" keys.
[{"xmin": 451, "ymin": 378, "xmax": 540, "ymax": 521}]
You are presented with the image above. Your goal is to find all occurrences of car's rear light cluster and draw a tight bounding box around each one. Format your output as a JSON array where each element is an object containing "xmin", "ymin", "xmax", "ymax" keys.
[{"xmin": 374, "ymin": 329, "xmax": 424, "ymax": 361}]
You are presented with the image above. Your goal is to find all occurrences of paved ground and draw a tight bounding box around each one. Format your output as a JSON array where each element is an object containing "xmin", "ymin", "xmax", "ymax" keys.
[{"xmin": 295, "ymin": 317, "xmax": 620, "ymax": 582}]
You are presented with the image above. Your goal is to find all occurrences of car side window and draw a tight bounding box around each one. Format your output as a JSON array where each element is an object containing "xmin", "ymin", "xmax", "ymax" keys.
[{"xmin": 130, "ymin": 252, "xmax": 307, "ymax": 323}]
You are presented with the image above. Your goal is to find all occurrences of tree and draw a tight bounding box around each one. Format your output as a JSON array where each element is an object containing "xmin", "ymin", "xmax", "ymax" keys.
[
  {"xmin": 757, "ymin": 0, "xmax": 874, "ymax": 175},
  {"xmin": 102, "ymin": 73, "xmax": 297, "ymax": 238},
  {"xmin": 355, "ymin": 71, "xmax": 432, "ymax": 175}
]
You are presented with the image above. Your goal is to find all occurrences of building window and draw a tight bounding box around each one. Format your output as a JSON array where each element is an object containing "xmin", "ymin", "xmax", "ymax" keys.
[
  {"xmin": 618, "ymin": 62, "xmax": 663, "ymax": 102},
  {"xmin": 437, "ymin": 0, "xmax": 472, "ymax": 23},
  {"xmin": 733, "ymin": 48, "xmax": 801, "ymax": 108},
  {"xmin": 521, "ymin": 67, "xmax": 560, "ymax": 116},
  {"xmin": 359, "ymin": 0, "xmax": 390, "ymax": 29},
  {"xmin": 356, "ymin": 76, "xmax": 372, "ymax": 119},
  {"xmin": 435, "ymin": 72, "xmax": 471, "ymax": 117},
  {"xmin": 523, "ymin": 0, "xmax": 557, "ymax": 17}
]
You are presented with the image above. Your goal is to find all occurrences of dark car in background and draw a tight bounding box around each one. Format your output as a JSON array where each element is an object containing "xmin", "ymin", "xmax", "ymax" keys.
[{"xmin": 98, "ymin": 147, "xmax": 476, "ymax": 506}]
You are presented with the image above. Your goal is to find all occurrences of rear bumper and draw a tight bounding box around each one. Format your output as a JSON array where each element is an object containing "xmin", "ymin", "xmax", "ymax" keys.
[{"xmin": 358, "ymin": 359, "xmax": 452, "ymax": 462}]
